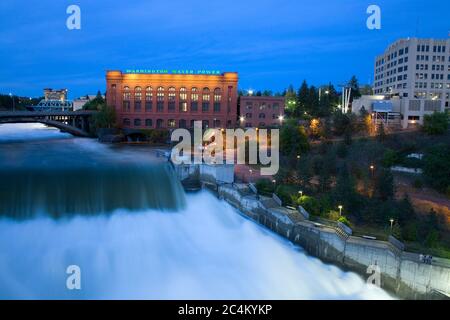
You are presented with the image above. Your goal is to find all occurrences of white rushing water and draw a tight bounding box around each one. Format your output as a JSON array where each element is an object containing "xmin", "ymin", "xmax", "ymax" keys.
[
  {"xmin": 0, "ymin": 123, "xmax": 392, "ymax": 299},
  {"xmin": 0, "ymin": 192, "xmax": 391, "ymax": 299}
]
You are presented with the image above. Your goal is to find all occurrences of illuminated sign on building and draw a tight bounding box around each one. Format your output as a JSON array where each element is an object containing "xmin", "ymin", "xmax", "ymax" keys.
[{"xmin": 124, "ymin": 69, "xmax": 222, "ymax": 75}]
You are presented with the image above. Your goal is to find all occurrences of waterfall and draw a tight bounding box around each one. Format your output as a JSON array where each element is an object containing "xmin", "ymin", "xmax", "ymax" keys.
[{"xmin": 0, "ymin": 163, "xmax": 186, "ymax": 219}]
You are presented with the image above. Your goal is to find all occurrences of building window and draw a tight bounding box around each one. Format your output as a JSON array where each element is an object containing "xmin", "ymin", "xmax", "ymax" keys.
[
  {"xmin": 168, "ymin": 87, "xmax": 176, "ymax": 111},
  {"xmin": 202, "ymin": 120, "xmax": 209, "ymax": 128},
  {"xmin": 191, "ymin": 87, "xmax": 199, "ymax": 112},
  {"xmin": 168, "ymin": 119, "xmax": 176, "ymax": 128},
  {"xmin": 134, "ymin": 118, "xmax": 141, "ymax": 126},
  {"xmin": 145, "ymin": 119, "xmax": 152, "ymax": 127},
  {"xmin": 123, "ymin": 86, "xmax": 131, "ymax": 111},
  {"xmin": 179, "ymin": 119, "xmax": 187, "ymax": 128},
  {"xmin": 259, "ymin": 113, "xmax": 266, "ymax": 119},
  {"xmin": 245, "ymin": 113, "xmax": 252, "ymax": 118},
  {"xmin": 134, "ymin": 87, "xmax": 142, "ymax": 112},
  {"xmin": 214, "ymin": 88, "xmax": 221, "ymax": 112},
  {"xmin": 179, "ymin": 87, "xmax": 188, "ymax": 112},
  {"xmin": 202, "ymin": 88, "xmax": 210, "ymax": 112},
  {"xmin": 190, "ymin": 119, "xmax": 196, "ymax": 128},
  {"xmin": 213, "ymin": 119, "xmax": 221, "ymax": 128},
  {"xmin": 156, "ymin": 119, "xmax": 164, "ymax": 128},
  {"xmin": 157, "ymin": 87, "xmax": 164, "ymax": 112},
  {"xmin": 123, "ymin": 118, "xmax": 130, "ymax": 126},
  {"xmin": 145, "ymin": 87, "xmax": 153, "ymax": 111}
]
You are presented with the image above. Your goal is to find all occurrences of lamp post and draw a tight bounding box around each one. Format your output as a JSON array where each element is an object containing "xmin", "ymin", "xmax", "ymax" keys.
[
  {"xmin": 390, "ymin": 218, "xmax": 394, "ymax": 233},
  {"xmin": 338, "ymin": 205, "xmax": 343, "ymax": 217},
  {"xmin": 370, "ymin": 165, "xmax": 375, "ymax": 178},
  {"xmin": 278, "ymin": 115, "xmax": 284, "ymax": 126},
  {"xmin": 9, "ymin": 93, "xmax": 15, "ymax": 112},
  {"xmin": 298, "ymin": 190, "xmax": 303, "ymax": 198}
]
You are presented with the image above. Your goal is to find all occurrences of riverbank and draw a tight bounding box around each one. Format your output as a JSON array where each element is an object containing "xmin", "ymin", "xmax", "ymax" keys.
[{"xmin": 212, "ymin": 182, "xmax": 450, "ymax": 300}]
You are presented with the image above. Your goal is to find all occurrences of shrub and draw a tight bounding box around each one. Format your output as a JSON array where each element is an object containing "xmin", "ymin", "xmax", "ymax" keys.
[
  {"xmin": 423, "ymin": 112, "xmax": 449, "ymax": 135},
  {"xmin": 296, "ymin": 195, "xmax": 320, "ymax": 216},
  {"xmin": 338, "ymin": 216, "xmax": 351, "ymax": 227},
  {"xmin": 255, "ymin": 179, "xmax": 275, "ymax": 195}
]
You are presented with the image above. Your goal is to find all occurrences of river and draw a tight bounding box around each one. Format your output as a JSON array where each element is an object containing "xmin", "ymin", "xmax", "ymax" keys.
[{"xmin": 0, "ymin": 123, "xmax": 392, "ymax": 299}]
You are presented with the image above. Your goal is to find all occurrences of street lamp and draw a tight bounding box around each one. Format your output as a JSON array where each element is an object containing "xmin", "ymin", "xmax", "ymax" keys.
[
  {"xmin": 9, "ymin": 92, "xmax": 15, "ymax": 112},
  {"xmin": 278, "ymin": 115, "xmax": 284, "ymax": 125},
  {"xmin": 298, "ymin": 190, "xmax": 303, "ymax": 198},
  {"xmin": 390, "ymin": 218, "xmax": 394, "ymax": 232},
  {"xmin": 338, "ymin": 205, "xmax": 343, "ymax": 217},
  {"xmin": 248, "ymin": 89, "xmax": 254, "ymax": 96},
  {"xmin": 370, "ymin": 165, "xmax": 375, "ymax": 178}
]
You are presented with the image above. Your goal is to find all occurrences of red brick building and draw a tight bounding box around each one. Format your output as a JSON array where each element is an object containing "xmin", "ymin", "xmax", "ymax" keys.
[
  {"xmin": 106, "ymin": 70, "xmax": 239, "ymax": 129},
  {"xmin": 239, "ymin": 96, "xmax": 285, "ymax": 127}
]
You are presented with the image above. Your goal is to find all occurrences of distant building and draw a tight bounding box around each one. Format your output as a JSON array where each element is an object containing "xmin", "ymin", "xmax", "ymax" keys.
[
  {"xmin": 73, "ymin": 94, "xmax": 105, "ymax": 111},
  {"xmin": 33, "ymin": 88, "xmax": 73, "ymax": 111},
  {"xmin": 239, "ymin": 96, "xmax": 285, "ymax": 128},
  {"xmin": 105, "ymin": 70, "xmax": 239, "ymax": 129},
  {"xmin": 373, "ymin": 38, "xmax": 450, "ymax": 126}
]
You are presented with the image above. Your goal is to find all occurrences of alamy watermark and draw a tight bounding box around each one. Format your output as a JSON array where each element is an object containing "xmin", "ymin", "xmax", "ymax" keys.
[
  {"xmin": 366, "ymin": 263, "xmax": 381, "ymax": 287},
  {"xmin": 66, "ymin": 265, "xmax": 81, "ymax": 290},
  {"xmin": 66, "ymin": 5, "xmax": 81, "ymax": 30},
  {"xmin": 366, "ymin": 5, "xmax": 381, "ymax": 30},
  {"xmin": 171, "ymin": 121, "xmax": 280, "ymax": 176}
]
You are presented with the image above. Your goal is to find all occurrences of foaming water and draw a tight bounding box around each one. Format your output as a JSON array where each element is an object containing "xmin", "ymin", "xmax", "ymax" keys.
[
  {"xmin": 0, "ymin": 123, "xmax": 72, "ymax": 143},
  {"xmin": 0, "ymin": 192, "xmax": 392, "ymax": 299},
  {"xmin": 0, "ymin": 124, "xmax": 392, "ymax": 299}
]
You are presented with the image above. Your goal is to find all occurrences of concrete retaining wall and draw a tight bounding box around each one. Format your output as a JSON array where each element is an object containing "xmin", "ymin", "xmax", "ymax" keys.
[{"xmin": 217, "ymin": 183, "xmax": 450, "ymax": 300}]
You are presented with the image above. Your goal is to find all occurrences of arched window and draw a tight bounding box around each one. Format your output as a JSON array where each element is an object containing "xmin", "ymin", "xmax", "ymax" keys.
[
  {"xmin": 157, "ymin": 87, "xmax": 164, "ymax": 112},
  {"xmin": 214, "ymin": 88, "xmax": 221, "ymax": 112},
  {"xmin": 123, "ymin": 86, "xmax": 131, "ymax": 100},
  {"xmin": 134, "ymin": 87, "xmax": 142, "ymax": 112},
  {"xmin": 145, "ymin": 119, "xmax": 152, "ymax": 127},
  {"xmin": 145, "ymin": 87, "xmax": 153, "ymax": 111},
  {"xmin": 179, "ymin": 87, "xmax": 188, "ymax": 112},
  {"xmin": 246, "ymin": 113, "xmax": 252, "ymax": 118},
  {"xmin": 168, "ymin": 87, "xmax": 176, "ymax": 111},
  {"xmin": 123, "ymin": 118, "xmax": 130, "ymax": 126},
  {"xmin": 259, "ymin": 113, "xmax": 266, "ymax": 119},
  {"xmin": 123, "ymin": 86, "xmax": 131, "ymax": 111},
  {"xmin": 191, "ymin": 87, "xmax": 199, "ymax": 112},
  {"xmin": 134, "ymin": 118, "xmax": 141, "ymax": 126},
  {"xmin": 156, "ymin": 119, "xmax": 164, "ymax": 128},
  {"xmin": 202, "ymin": 88, "xmax": 210, "ymax": 112}
]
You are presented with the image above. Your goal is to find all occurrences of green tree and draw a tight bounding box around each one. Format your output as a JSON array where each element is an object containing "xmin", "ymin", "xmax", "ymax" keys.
[
  {"xmin": 374, "ymin": 168, "xmax": 394, "ymax": 200},
  {"xmin": 280, "ymin": 123, "xmax": 310, "ymax": 157},
  {"xmin": 93, "ymin": 104, "xmax": 116, "ymax": 129},
  {"xmin": 422, "ymin": 112, "xmax": 449, "ymax": 135},
  {"xmin": 83, "ymin": 91, "xmax": 105, "ymax": 110},
  {"xmin": 296, "ymin": 80, "xmax": 309, "ymax": 117},
  {"xmin": 347, "ymin": 75, "xmax": 361, "ymax": 102},
  {"xmin": 423, "ymin": 143, "xmax": 450, "ymax": 193}
]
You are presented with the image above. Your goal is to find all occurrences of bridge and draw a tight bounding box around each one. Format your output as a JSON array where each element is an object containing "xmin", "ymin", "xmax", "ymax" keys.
[{"xmin": 0, "ymin": 111, "xmax": 97, "ymax": 137}]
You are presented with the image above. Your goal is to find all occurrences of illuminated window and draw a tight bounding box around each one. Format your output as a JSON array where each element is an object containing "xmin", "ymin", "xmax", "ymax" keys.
[
  {"xmin": 157, "ymin": 87, "xmax": 164, "ymax": 112},
  {"xmin": 123, "ymin": 86, "xmax": 131, "ymax": 100},
  {"xmin": 134, "ymin": 87, "xmax": 142, "ymax": 111},
  {"xmin": 202, "ymin": 88, "xmax": 210, "ymax": 112},
  {"xmin": 168, "ymin": 119, "xmax": 176, "ymax": 128},
  {"xmin": 214, "ymin": 88, "xmax": 221, "ymax": 112},
  {"xmin": 168, "ymin": 87, "xmax": 176, "ymax": 111},
  {"xmin": 145, "ymin": 87, "xmax": 153, "ymax": 111},
  {"xmin": 191, "ymin": 87, "xmax": 199, "ymax": 112},
  {"xmin": 123, "ymin": 86, "xmax": 131, "ymax": 111}
]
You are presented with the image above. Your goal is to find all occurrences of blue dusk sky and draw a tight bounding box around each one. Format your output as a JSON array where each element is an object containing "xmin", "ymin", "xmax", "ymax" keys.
[{"xmin": 0, "ymin": 0, "xmax": 449, "ymax": 98}]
